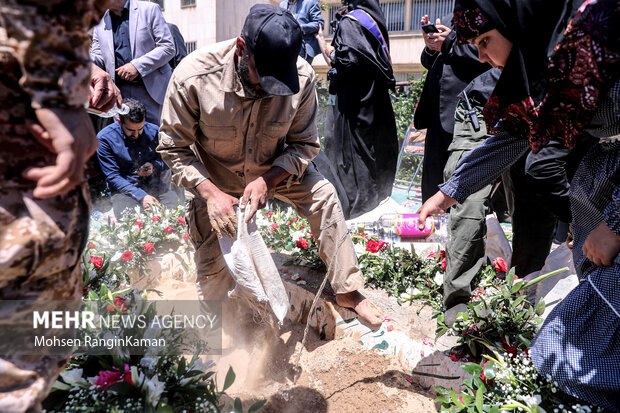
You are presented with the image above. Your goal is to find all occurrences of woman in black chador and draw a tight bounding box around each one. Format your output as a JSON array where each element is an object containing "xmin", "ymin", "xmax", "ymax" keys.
[{"xmin": 320, "ymin": 0, "xmax": 398, "ymax": 219}]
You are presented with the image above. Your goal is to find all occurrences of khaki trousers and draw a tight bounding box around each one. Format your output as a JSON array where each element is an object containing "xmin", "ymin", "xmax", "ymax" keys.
[{"xmin": 186, "ymin": 165, "xmax": 365, "ymax": 301}]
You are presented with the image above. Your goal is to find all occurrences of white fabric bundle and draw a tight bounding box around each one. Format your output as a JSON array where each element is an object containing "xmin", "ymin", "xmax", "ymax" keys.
[{"xmin": 218, "ymin": 207, "xmax": 289, "ymax": 325}]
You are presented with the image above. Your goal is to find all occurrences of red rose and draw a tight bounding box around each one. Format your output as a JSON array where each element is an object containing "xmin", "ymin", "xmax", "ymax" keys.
[
  {"xmin": 133, "ymin": 221, "xmax": 143, "ymax": 228},
  {"xmin": 514, "ymin": 274, "xmax": 519, "ymax": 281},
  {"xmin": 287, "ymin": 221, "xmax": 292, "ymax": 226},
  {"xmin": 151, "ymin": 215, "xmax": 161, "ymax": 221},
  {"xmin": 309, "ymin": 230, "xmax": 314, "ymax": 238},
  {"xmin": 143, "ymin": 242, "xmax": 154, "ymax": 255},
  {"xmin": 121, "ymin": 251, "xmax": 133, "ymax": 261},
  {"xmin": 271, "ymin": 223, "xmax": 279, "ymax": 229},
  {"xmin": 177, "ymin": 217, "xmax": 186, "ymax": 225},
  {"xmin": 90, "ymin": 256, "xmax": 103, "ymax": 269},
  {"xmin": 427, "ymin": 251, "xmax": 438, "ymax": 259},
  {"xmin": 106, "ymin": 296, "xmax": 128, "ymax": 314},
  {"xmin": 95, "ymin": 364, "xmax": 132, "ymax": 389},
  {"xmin": 292, "ymin": 218, "xmax": 297, "ymax": 223},
  {"xmin": 500, "ymin": 336, "xmax": 518, "ymax": 357},
  {"xmin": 493, "ymin": 257, "xmax": 508, "ymax": 273},
  {"xmin": 440, "ymin": 258, "xmax": 447, "ymax": 270},
  {"xmin": 366, "ymin": 239, "xmax": 388, "ymax": 253},
  {"xmin": 296, "ymin": 237, "xmax": 309, "ymax": 250},
  {"xmin": 87, "ymin": 242, "xmax": 95, "ymax": 250},
  {"xmin": 164, "ymin": 226, "xmax": 174, "ymax": 234},
  {"xmin": 440, "ymin": 250, "xmax": 446, "ymax": 258},
  {"xmin": 183, "ymin": 231, "xmax": 189, "ymax": 241},
  {"xmin": 95, "ymin": 369, "xmax": 122, "ymax": 389}
]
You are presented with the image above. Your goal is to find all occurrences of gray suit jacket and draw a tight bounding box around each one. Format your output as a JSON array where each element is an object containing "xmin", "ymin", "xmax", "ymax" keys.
[{"xmin": 90, "ymin": 0, "xmax": 174, "ymax": 105}]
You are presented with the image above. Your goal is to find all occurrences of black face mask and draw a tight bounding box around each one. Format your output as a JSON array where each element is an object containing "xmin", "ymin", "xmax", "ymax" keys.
[{"xmin": 236, "ymin": 52, "xmax": 269, "ymax": 99}]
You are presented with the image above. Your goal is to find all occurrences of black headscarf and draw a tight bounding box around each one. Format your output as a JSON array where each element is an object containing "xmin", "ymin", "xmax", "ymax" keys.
[
  {"xmin": 453, "ymin": 0, "xmax": 576, "ymax": 138},
  {"xmin": 347, "ymin": 0, "xmax": 390, "ymax": 48}
]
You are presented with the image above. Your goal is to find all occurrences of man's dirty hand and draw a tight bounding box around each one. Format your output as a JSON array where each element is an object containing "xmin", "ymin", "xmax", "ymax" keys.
[
  {"xmin": 241, "ymin": 177, "xmax": 269, "ymax": 223},
  {"xmin": 195, "ymin": 180, "xmax": 239, "ymax": 238}
]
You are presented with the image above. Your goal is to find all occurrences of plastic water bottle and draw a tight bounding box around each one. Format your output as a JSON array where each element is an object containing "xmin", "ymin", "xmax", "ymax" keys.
[
  {"xmin": 85, "ymin": 103, "xmax": 130, "ymax": 118},
  {"xmin": 351, "ymin": 213, "xmax": 450, "ymax": 244}
]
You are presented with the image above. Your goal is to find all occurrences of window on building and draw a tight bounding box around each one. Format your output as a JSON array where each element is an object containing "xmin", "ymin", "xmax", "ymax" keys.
[
  {"xmin": 181, "ymin": 0, "xmax": 196, "ymax": 8},
  {"xmin": 394, "ymin": 72, "xmax": 424, "ymax": 82},
  {"xmin": 380, "ymin": 0, "xmax": 406, "ymax": 32},
  {"xmin": 410, "ymin": 0, "xmax": 453, "ymax": 31},
  {"xmin": 327, "ymin": 6, "xmax": 340, "ymax": 35},
  {"xmin": 150, "ymin": 0, "xmax": 164, "ymax": 9},
  {"xmin": 185, "ymin": 41, "xmax": 197, "ymax": 54}
]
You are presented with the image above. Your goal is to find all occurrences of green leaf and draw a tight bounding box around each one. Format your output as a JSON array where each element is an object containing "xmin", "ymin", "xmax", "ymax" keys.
[
  {"xmin": 461, "ymin": 363, "xmax": 483, "ymax": 376},
  {"xmin": 510, "ymin": 296, "xmax": 526, "ymax": 309},
  {"xmin": 475, "ymin": 387, "xmax": 484, "ymax": 413},
  {"xmin": 482, "ymin": 362, "xmax": 497, "ymax": 380},
  {"xmin": 523, "ymin": 267, "xmax": 568, "ymax": 289},
  {"xmin": 222, "ymin": 366, "xmax": 236, "ymax": 392},
  {"xmin": 449, "ymin": 389, "xmax": 461, "ymax": 406},
  {"xmin": 535, "ymin": 297, "xmax": 546, "ymax": 316},
  {"xmin": 248, "ymin": 400, "xmax": 267, "ymax": 413},
  {"xmin": 509, "ymin": 280, "xmax": 525, "ymax": 295},
  {"xmin": 234, "ymin": 397, "xmax": 243, "ymax": 413}
]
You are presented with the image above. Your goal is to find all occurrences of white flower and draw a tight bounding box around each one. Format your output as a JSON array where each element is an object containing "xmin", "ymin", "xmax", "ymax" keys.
[
  {"xmin": 518, "ymin": 394, "xmax": 545, "ymax": 413},
  {"xmin": 433, "ymin": 271, "xmax": 444, "ymax": 286},
  {"xmin": 51, "ymin": 380, "xmax": 71, "ymax": 391},
  {"xmin": 291, "ymin": 231, "xmax": 305, "ymax": 241},
  {"xmin": 354, "ymin": 243, "xmax": 366, "ymax": 257},
  {"xmin": 142, "ymin": 374, "xmax": 166, "ymax": 407},
  {"xmin": 60, "ymin": 368, "xmax": 88, "ymax": 386},
  {"xmin": 111, "ymin": 251, "xmax": 122, "ymax": 262}
]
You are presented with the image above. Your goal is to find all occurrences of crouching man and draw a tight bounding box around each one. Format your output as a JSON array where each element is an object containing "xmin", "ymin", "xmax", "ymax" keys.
[
  {"xmin": 157, "ymin": 4, "xmax": 383, "ymax": 327},
  {"xmin": 97, "ymin": 98, "xmax": 180, "ymax": 218}
]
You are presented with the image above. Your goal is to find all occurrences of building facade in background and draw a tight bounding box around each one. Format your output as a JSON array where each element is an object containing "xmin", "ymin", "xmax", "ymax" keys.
[{"xmin": 150, "ymin": 0, "xmax": 454, "ymax": 82}]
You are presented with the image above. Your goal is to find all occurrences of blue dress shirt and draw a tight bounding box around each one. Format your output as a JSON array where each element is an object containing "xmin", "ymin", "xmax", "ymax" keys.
[
  {"xmin": 97, "ymin": 121, "xmax": 168, "ymax": 201},
  {"xmin": 110, "ymin": 1, "xmax": 132, "ymax": 71}
]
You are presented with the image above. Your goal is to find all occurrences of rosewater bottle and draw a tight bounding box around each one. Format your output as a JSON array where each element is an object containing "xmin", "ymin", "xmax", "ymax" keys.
[
  {"xmin": 377, "ymin": 213, "xmax": 450, "ymax": 243},
  {"xmin": 351, "ymin": 213, "xmax": 450, "ymax": 244}
]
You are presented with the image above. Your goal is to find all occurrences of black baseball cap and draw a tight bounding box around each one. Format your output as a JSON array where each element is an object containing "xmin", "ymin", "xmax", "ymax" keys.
[{"xmin": 241, "ymin": 4, "xmax": 303, "ymax": 96}]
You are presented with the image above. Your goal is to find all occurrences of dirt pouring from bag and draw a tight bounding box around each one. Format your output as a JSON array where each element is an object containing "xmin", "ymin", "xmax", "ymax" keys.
[
  {"xmin": 151, "ymin": 274, "xmax": 437, "ymax": 413},
  {"xmin": 210, "ymin": 301, "xmax": 437, "ymax": 413}
]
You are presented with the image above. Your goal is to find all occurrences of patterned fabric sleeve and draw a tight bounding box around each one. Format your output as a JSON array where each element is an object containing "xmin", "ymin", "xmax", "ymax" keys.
[
  {"xmin": 439, "ymin": 130, "xmax": 530, "ymax": 203},
  {"xmin": 603, "ymin": 184, "xmax": 620, "ymax": 236},
  {"xmin": 0, "ymin": 0, "xmax": 107, "ymax": 109}
]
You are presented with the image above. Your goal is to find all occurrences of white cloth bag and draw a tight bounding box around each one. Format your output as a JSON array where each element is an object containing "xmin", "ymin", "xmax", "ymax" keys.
[{"xmin": 217, "ymin": 207, "xmax": 289, "ymax": 324}]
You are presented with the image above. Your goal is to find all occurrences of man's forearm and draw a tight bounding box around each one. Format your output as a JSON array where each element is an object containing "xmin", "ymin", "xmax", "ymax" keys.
[
  {"xmin": 194, "ymin": 178, "xmax": 221, "ymax": 200},
  {"xmin": 262, "ymin": 166, "xmax": 291, "ymax": 190}
]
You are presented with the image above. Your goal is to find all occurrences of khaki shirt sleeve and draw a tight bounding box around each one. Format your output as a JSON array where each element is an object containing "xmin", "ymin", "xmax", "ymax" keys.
[
  {"xmin": 0, "ymin": 0, "xmax": 105, "ymax": 109},
  {"xmin": 157, "ymin": 79, "xmax": 210, "ymax": 189},
  {"xmin": 271, "ymin": 72, "xmax": 320, "ymax": 184}
]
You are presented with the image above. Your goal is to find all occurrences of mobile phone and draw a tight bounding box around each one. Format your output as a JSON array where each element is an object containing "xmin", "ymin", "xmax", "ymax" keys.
[{"xmin": 422, "ymin": 23, "xmax": 439, "ymax": 34}]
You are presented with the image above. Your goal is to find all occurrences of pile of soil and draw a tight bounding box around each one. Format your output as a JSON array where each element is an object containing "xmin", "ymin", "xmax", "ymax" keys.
[
  {"xmin": 150, "ymin": 270, "xmax": 437, "ymax": 412},
  {"xmin": 236, "ymin": 322, "xmax": 439, "ymax": 413}
]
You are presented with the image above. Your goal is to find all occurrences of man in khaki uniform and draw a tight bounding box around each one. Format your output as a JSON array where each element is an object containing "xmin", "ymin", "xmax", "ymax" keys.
[
  {"xmin": 158, "ymin": 4, "xmax": 383, "ymax": 326},
  {"xmin": 0, "ymin": 1, "xmax": 118, "ymax": 411}
]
